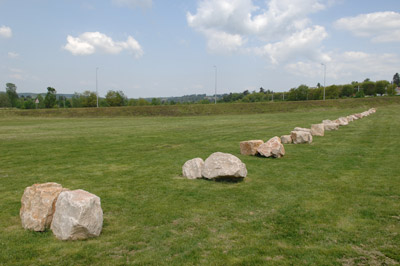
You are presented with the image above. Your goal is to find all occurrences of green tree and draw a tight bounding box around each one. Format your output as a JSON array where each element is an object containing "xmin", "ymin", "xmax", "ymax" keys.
[
  {"xmin": 105, "ymin": 90, "xmax": 127, "ymax": 106},
  {"xmin": 128, "ymin": 98, "xmax": 138, "ymax": 106},
  {"xmin": 44, "ymin": 87, "xmax": 57, "ymax": 108},
  {"xmin": 393, "ymin": 73, "xmax": 400, "ymax": 86},
  {"xmin": 137, "ymin": 98, "xmax": 150, "ymax": 106},
  {"xmin": 23, "ymin": 98, "xmax": 35, "ymax": 109},
  {"xmin": 341, "ymin": 84, "xmax": 354, "ymax": 97},
  {"xmin": 325, "ymin": 85, "xmax": 340, "ymax": 99},
  {"xmin": 71, "ymin": 93, "xmax": 83, "ymax": 108},
  {"xmin": 151, "ymin": 98, "xmax": 161, "ymax": 105},
  {"xmin": 361, "ymin": 81, "xmax": 376, "ymax": 96},
  {"xmin": 6, "ymin": 83, "xmax": 19, "ymax": 107},
  {"xmin": 81, "ymin": 91, "xmax": 97, "ymax": 107},
  {"xmin": 375, "ymin": 80, "xmax": 389, "ymax": 95},
  {"xmin": 0, "ymin": 92, "xmax": 11, "ymax": 107}
]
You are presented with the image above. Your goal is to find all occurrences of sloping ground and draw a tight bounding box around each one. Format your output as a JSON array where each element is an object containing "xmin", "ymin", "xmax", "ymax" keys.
[
  {"xmin": 0, "ymin": 104, "xmax": 399, "ymax": 265},
  {"xmin": 1, "ymin": 96, "xmax": 399, "ymax": 118}
]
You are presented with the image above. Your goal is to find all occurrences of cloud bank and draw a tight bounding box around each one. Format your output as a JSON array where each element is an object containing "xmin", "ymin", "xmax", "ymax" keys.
[
  {"xmin": 0, "ymin": 25, "xmax": 12, "ymax": 38},
  {"xmin": 64, "ymin": 32, "xmax": 143, "ymax": 58}
]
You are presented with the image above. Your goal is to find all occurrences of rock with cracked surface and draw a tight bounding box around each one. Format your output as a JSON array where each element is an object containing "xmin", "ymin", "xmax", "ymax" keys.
[
  {"xmin": 182, "ymin": 158, "xmax": 204, "ymax": 179},
  {"xmin": 257, "ymin": 136, "xmax": 285, "ymax": 158},
  {"xmin": 240, "ymin": 140, "xmax": 264, "ymax": 156},
  {"xmin": 291, "ymin": 131, "xmax": 313, "ymax": 144},
  {"xmin": 202, "ymin": 152, "xmax": 247, "ymax": 180}
]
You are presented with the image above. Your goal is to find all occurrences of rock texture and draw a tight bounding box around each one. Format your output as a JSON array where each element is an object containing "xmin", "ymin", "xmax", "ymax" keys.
[
  {"xmin": 291, "ymin": 131, "xmax": 313, "ymax": 144},
  {"xmin": 323, "ymin": 122, "xmax": 339, "ymax": 131},
  {"xmin": 240, "ymin": 140, "xmax": 264, "ymax": 156},
  {"xmin": 51, "ymin": 189, "xmax": 103, "ymax": 241},
  {"xmin": 281, "ymin": 135, "xmax": 292, "ymax": 144},
  {"xmin": 311, "ymin": 124, "xmax": 325, "ymax": 136},
  {"xmin": 20, "ymin": 182, "xmax": 66, "ymax": 232},
  {"xmin": 202, "ymin": 152, "xmax": 247, "ymax": 180},
  {"xmin": 294, "ymin": 127, "xmax": 311, "ymax": 133},
  {"xmin": 182, "ymin": 158, "xmax": 204, "ymax": 179},
  {"xmin": 257, "ymin": 136, "xmax": 285, "ymax": 158},
  {"xmin": 335, "ymin": 117, "xmax": 349, "ymax": 126}
]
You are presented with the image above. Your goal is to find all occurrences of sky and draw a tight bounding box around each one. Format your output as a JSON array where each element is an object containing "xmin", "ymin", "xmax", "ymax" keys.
[{"xmin": 0, "ymin": 0, "xmax": 399, "ymax": 98}]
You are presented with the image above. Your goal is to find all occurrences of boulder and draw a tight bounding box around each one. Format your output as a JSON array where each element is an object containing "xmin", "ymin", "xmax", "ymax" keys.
[
  {"xmin": 20, "ymin": 182, "xmax": 66, "ymax": 232},
  {"xmin": 182, "ymin": 158, "xmax": 204, "ymax": 179},
  {"xmin": 293, "ymin": 127, "xmax": 311, "ymax": 133},
  {"xmin": 335, "ymin": 117, "xmax": 349, "ymax": 126},
  {"xmin": 281, "ymin": 135, "xmax": 292, "ymax": 144},
  {"xmin": 351, "ymin": 114, "xmax": 359, "ymax": 120},
  {"xmin": 202, "ymin": 152, "xmax": 247, "ymax": 180},
  {"xmin": 51, "ymin": 190, "xmax": 103, "ymax": 241},
  {"xmin": 346, "ymin": 115, "xmax": 354, "ymax": 122},
  {"xmin": 354, "ymin": 113, "xmax": 363, "ymax": 119},
  {"xmin": 239, "ymin": 140, "xmax": 264, "ymax": 156},
  {"xmin": 324, "ymin": 122, "xmax": 339, "ymax": 131},
  {"xmin": 291, "ymin": 131, "xmax": 313, "ymax": 144},
  {"xmin": 311, "ymin": 123, "xmax": 325, "ymax": 136},
  {"xmin": 369, "ymin": 108, "xmax": 376, "ymax": 113},
  {"xmin": 257, "ymin": 136, "xmax": 285, "ymax": 158},
  {"xmin": 322, "ymin": 119, "xmax": 333, "ymax": 124}
]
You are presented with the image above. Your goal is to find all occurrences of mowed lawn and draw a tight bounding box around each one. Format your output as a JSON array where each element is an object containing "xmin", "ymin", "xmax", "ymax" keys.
[{"xmin": 0, "ymin": 104, "xmax": 399, "ymax": 265}]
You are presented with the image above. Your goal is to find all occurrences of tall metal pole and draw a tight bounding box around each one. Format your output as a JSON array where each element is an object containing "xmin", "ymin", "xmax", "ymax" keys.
[
  {"xmin": 214, "ymin": 65, "xmax": 217, "ymax": 104},
  {"xmin": 321, "ymin": 63, "xmax": 326, "ymax": 100},
  {"xmin": 96, "ymin": 67, "xmax": 99, "ymax": 108}
]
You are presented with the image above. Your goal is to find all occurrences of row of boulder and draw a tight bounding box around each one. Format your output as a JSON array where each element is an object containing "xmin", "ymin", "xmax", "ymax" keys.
[
  {"xmin": 20, "ymin": 182, "xmax": 103, "ymax": 240},
  {"xmin": 182, "ymin": 108, "xmax": 376, "ymax": 181},
  {"xmin": 239, "ymin": 108, "xmax": 377, "ymax": 158}
]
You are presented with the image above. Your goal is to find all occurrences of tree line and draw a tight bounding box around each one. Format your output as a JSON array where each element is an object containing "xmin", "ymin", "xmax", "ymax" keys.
[{"xmin": 1, "ymin": 73, "xmax": 399, "ymax": 109}]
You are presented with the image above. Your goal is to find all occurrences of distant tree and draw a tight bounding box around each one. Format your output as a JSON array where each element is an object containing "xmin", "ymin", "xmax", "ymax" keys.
[
  {"xmin": 375, "ymin": 80, "xmax": 389, "ymax": 95},
  {"xmin": 44, "ymin": 87, "xmax": 57, "ymax": 108},
  {"xmin": 151, "ymin": 98, "xmax": 161, "ymax": 105},
  {"xmin": 128, "ymin": 98, "xmax": 138, "ymax": 106},
  {"xmin": 105, "ymin": 90, "xmax": 127, "ymax": 106},
  {"xmin": 137, "ymin": 98, "xmax": 150, "ymax": 106},
  {"xmin": 341, "ymin": 84, "xmax": 354, "ymax": 97},
  {"xmin": 71, "ymin": 93, "xmax": 82, "ymax": 108},
  {"xmin": 199, "ymin": 99, "xmax": 210, "ymax": 104},
  {"xmin": 36, "ymin": 95, "xmax": 45, "ymax": 108},
  {"xmin": 317, "ymin": 82, "xmax": 321, "ymax": 88},
  {"xmin": 259, "ymin": 87, "xmax": 265, "ymax": 93},
  {"xmin": 6, "ymin": 83, "xmax": 19, "ymax": 107},
  {"xmin": 393, "ymin": 73, "xmax": 400, "ymax": 86},
  {"xmin": 325, "ymin": 85, "xmax": 340, "ymax": 99},
  {"xmin": 243, "ymin": 90, "xmax": 250, "ymax": 96},
  {"xmin": 387, "ymin": 84, "xmax": 397, "ymax": 96},
  {"xmin": 81, "ymin": 91, "xmax": 97, "ymax": 107},
  {"xmin": 23, "ymin": 98, "xmax": 35, "ymax": 109},
  {"xmin": 0, "ymin": 92, "xmax": 11, "ymax": 107},
  {"xmin": 361, "ymin": 81, "xmax": 376, "ymax": 96}
]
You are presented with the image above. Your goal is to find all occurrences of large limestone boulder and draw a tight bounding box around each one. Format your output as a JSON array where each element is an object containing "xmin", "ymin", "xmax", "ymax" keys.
[
  {"xmin": 294, "ymin": 127, "xmax": 311, "ymax": 133},
  {"xmin": 346, "ymin": 115, "xmax": 354, "ymax": 122},
  {"xmin": 202, "ymin": 152, "xmax": 247, "ymax": 180},
  {"xmin": 291, "ymin": 131, "xmax": 313, "ymax": 144},
  {"xmin": 240, "ymin": 140, "xmax": 264, "ymax": 156},
  {"xmin": 335, "ymin": 117, "xmax": 349, "ymax": 126},
  {"xmin": 51, "ymin": 189, "xmax": 103, "ymax": 241},
  {"xmin": 311, "ymin": 124, "xmax": 325, "ymax": 136},
  {"xmin": 324, "ymin": 123, "xmax": 339, "ymax": 131},
  {"xmin": 354, "ymin": 113, "xmax": 363, "ymax": 119},
  {"xmin": 182, "ymin": 158, "xmax": 204, "ymax": 179},
  {"xmin": 281, "ymin": 135, "xmax": 292, "ymax": 144},
  {"xmin": 20, "ymin": 182, "xmax": 66, "ymax": 232},
  {"xmin": 257, "ymin": 136, "xmax": 285, "ymax": 158}
]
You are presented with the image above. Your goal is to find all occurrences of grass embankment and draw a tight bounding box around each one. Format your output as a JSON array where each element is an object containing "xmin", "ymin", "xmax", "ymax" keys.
[
  {"xmin": 0, "ymin": 103, "xmax": 399, "ymax": 265},
  {"xmin": 1, "ymin": 96, "xmax": 399, "ymax": 117}
]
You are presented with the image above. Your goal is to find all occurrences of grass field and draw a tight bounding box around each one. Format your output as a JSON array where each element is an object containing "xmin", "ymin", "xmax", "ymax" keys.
[{"xmin": 1, "ymin": 101, "xmax": 399, "ymax": 265}]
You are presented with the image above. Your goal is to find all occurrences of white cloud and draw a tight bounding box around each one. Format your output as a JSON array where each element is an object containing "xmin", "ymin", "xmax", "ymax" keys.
[
  {"xmin": 64, "ymin": 32, "xmax": 143, "ymax": 58},
  {"xmin": 187, "ymin": 0, "xmax": 328, "ymax": 61},
  {"xmin": 7, "ymin": 52, "xmax": 19, "ymax": 58},
  {"xmin": 335, "ymin": 11, "xmax": 400, "ymax": 42},
  {"xmin": 0, "ymin": 25, "xmax": 12, "ymax": 38},
  {"xmin": 285, "ymin": 51, "xmax": 400, "ymax": 81},
  {"xmin": 112, "ymin": 0, "xmax": 152, "ymax": 9}
]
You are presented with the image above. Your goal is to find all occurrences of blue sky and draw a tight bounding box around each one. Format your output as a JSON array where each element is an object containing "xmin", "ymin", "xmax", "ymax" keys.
[{"xmin": 1, "ymin": 0, "xmax": 399, "ymax": 98}]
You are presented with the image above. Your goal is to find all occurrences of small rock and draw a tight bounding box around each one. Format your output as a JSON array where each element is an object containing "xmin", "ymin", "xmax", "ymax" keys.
[
  {"xmin": 182, "ymin": 158, "xmax": 204, "ymax": 179},
  {"xmin": 294, "ymin": 127, "xmax": 311, "ymax": 133},
  {"xmin": 202, "ymin": 152, "xmax": 247, "ymax": 180},
  {"xmin": 51, "ymin": 189, "xmax": 103, "ymax": 241},
  {"xmin": 324, "ymin": 123, "xmax": 339, "ymax": 131},
  {"xmin": 20, "ymin": 182, "xmax": 66, "ymax": 232},
  {"xmin": 335, "ymin": 117, "xmax": 349, "ymax": 126},
  {"xmin": 257, "ymin": 136, "xmax": 285, "ymax": 158},
  {"xmin": 281, "ymin": 135, "xmax": 292, "ymax": 144},
  {"xmin": 291, "ymin": 131, "xmax": 313, "ymax": 144},
  {"xmin": 311, "ymin": 123, "xmax": 325, "ymax": 136},
  {"xmin": 239, "ymin": 140, "xmax": 264, "ymax": 156}
]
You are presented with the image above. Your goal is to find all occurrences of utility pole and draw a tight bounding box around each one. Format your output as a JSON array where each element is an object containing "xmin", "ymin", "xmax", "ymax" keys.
[
  {"xmin": 96, "ymin": 67, "xmax": 99, "ymax": 108},
  {"xmin": 321, "ymin": 63, "xmax": 326, "ymax": 100},
  {"xmin": 213, "ymin": 65, "xmax": 217, "ymax": 104}
]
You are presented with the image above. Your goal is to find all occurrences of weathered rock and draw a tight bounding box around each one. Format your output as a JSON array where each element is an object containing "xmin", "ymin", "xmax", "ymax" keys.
[
  {"xmin": 354, "ymin": 113, "xmax": 363, "ymax": 119},
  {"xmin": 291, "ymin": 131, "xmax": 313, "ymax": 144},
  {"xmin": 182, "ymin": 158, "xmax": 204, "ymax": 179},
  {"xmin": 257, "ymin": 136, "xmax": 285, "ymax": 158},
  {"xmin": 239, "ymin": 140, "xmax": 264, "ymax": 156},
  {"xmin": 281, "ymin": 135, "xmax": 292, "ymax": 144},
  {"xmin": 335, "ymin": 117, "xmax": 349, "ymax": 126},
  {"xmin": 20, "ymin": 182, "xmax": 66, "ymax": 232},
  {"xmin": 324, "ymin": 122, "xmax": 339, "ymax": 131},
  {"xmin": 51, "ymin": 190, "xmax": 103, "ymax": 241},
  {"xmin": 322, "ymin": 119, "xmax": 333, "ymax": 124},
  {"xmin": 294, "ymin": 127, "xmax": 312, "ymax": 133},
  {"xmin": 311, "ymin": 123, "xmax": 325, "ymax": 136},
  {"xmin": 346, "ymin": 115, "xmax": 354, "ymax": 122},
  {"xmin": 369, "ymin": 108, "xmax": 376, "ymax": 113},
  {"xmin": 202, "ymin": 152, "xmax": 247, "ymax": 180}
]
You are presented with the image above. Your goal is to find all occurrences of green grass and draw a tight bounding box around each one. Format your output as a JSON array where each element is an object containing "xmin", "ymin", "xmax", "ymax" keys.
[{"xmin": 0, "ymin": 103, "xmax": 399, "ymax": 265}]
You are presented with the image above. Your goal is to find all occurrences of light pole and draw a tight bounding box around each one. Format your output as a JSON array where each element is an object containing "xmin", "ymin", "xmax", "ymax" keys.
[
  {"xmin": 213, "ymin": 65, "xmax": 217, "ymax": 104},
  {"xmin": 321, "ymin": 63, "xmax": 326, "ymax": 100},
  {"xmin": 96, "ymin": 67, "xmax": 99, "ymax": 108}
]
